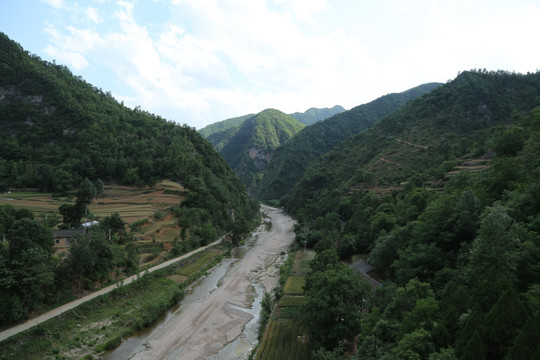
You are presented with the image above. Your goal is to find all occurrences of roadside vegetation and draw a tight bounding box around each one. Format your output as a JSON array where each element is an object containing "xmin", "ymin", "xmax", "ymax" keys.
[{"xmin": 0, "ymin": 244, "xmax": 228, "ymax": 360}]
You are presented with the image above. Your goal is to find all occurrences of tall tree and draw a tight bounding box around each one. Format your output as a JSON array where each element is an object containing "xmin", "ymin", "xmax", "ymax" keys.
[{"xmin": 302, "ymin": 262, "xmax": 370, "ymax": 349}]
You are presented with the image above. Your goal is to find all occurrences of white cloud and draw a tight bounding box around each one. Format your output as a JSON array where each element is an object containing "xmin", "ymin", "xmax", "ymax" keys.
[
  {"xmin": 38, "ymin": 0, "xmax": 540, "ymax": 128},
  {"xmin": 273, "ymin": 0, "xmax": 329, "ymax": 21},
  {"xmin": 85, "ymin": 7, "xmax": 102, "ymax": 24},
  {"xmin": 43, "ymin": 25, "xmax": 97, "ymax": 70},
  {"xmin": 42, "ymin": 0, "xmax": 63, "ymax": 8}
]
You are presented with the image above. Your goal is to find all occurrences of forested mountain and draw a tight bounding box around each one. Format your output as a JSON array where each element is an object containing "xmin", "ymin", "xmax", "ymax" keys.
[
  {"xmin": 213, "ymin": 108, "xmax": 305, "ymax": 192},
  {"xmin": 287, "ymin": 70, "xmax": 540, "ymax": 359},
  {"xmin": 0, "ymin": 32, "xmax": 257, "ymax": 234},
  {"xmin": 289, "ymin": 105, "xmax": 345, "ymax": 125},
  {"xmin": 198, "ymin": 113, "xmax": 253, "ymax": 140},
  {"xmin": 199, "ymin": 105, "xmax": 343, "ymax": 141},
  {"xmin": 254, "ymin": 82, "xmax": 441, "ymax": 201}
]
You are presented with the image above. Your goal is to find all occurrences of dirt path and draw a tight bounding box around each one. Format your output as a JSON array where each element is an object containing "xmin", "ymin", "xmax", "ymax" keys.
[
  {"xmin": 0, "ymin": 236, "xmax": 225, "ymax": 343},
  {"xmin": 123, "ymin": 205, "xmax": 296, "ymax": 360}
]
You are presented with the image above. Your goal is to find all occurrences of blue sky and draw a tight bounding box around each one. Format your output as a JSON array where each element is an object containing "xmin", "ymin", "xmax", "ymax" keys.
[{"xmin": 2, "ymin": 0, "xmax": 539, "ymax": 129}]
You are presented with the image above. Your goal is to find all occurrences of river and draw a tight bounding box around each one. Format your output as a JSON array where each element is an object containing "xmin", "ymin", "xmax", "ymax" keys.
[{"xmin": 103, "ymin": 205, "xmax": 295, "ymax": 360}]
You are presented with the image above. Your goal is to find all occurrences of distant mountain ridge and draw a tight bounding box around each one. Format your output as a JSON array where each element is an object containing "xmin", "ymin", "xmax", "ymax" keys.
[
  {"xmin": 254, "ymin": 82, "xmax": 442, "ymax": 201},
  {"xmin": 198, "ymin": 114, "xmax": 254, "ymax": 139},
  {"xmin": 289, "ymin": 105, "xmax": 346, "ymax": 125},
  {"xmin": 213, "ymin": 109, "xmax": 305, "ymax": 192},
  {"xmin": 199, "ymin": 105, "xmax": 344, "ymax": 140}
]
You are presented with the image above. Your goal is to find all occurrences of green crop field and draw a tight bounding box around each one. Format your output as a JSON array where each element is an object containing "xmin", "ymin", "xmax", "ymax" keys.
[
  {"xmin": 176, "ymin": 252, "xmax": 221, "ymax": 277},
  {"xmin": 256, "ymin": 320, "xmax": 309, "ymax": 360},
  {"xmin": 283, "ymin": 276, "xmax": 306, "ymax": 295},
  {"xmin": 278, "ymin": 296, "xmax": 304, "ymax": 307}
]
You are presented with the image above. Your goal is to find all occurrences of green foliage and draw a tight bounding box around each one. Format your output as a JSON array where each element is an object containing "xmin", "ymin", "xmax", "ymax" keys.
[
  {"xmin": 255, "ymin": 82, "xmax": 441, "ymax": 201},
  {"xmin": 210, "ymin": 108, "xmax": 305, "ymax": 191},
  {"xmin": 64, "ymin": 234, "xmax": 115, "ymax": 287},
  {"xmin": 289, "ymin": 105, "xmax": 346, "ymax": 126},
  {"xmin": 258, "ymin": 292, "xmax": 273, "ymax": 340},
  {"xmin": 283, "ymin": 276, "xmax": 306, "ymax": 295},
  {"xmin": 198, "ymin": 113, "xmax": 253, "ymax": 139},
  {"xmin": 256, "ymin": 320, "xmax": 310, "ymax": 360},
  {"xmin": 277, "ymin": 296, "xmax": 304, "ymax": 307},
  {"xmin": 94, "ymin": 335, "xmax": 122, "ymax": 352},
  {"xmin": 176, "ymin": 252, "xmax": 220, "ymax": 277},
  {"xmin": 288, "ymin": 71, "xmax": 540, "ymax": 358},
  {"xmin": 301, "ymin": 259, "xmax": 370, "ymax": 349},
  {"xmin": 0, "ymin": 210, "xmax": 56, "ymax": 325},
  {"xmin": 0, "ymin": 32, "xmax": 256, "ymax": 239}
]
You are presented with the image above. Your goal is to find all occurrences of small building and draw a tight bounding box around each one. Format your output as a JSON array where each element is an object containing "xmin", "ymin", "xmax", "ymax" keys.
[
  {"xmin": 52, "ymin": 229, "xmax": 85, "ymax": 253},
  {"xmin": 349, "ymin": 259, "xmax": 382, "ymax": 288}
]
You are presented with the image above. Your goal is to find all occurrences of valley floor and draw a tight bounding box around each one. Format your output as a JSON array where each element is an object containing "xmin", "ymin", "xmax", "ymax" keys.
[{"xmin": 107, "ymin": 205, "xmax": 295, "ymax": 360}]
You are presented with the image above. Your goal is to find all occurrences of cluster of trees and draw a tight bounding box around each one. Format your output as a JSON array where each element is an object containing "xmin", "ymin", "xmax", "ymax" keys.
[
  {"xmin": 0, "ymin": 202, "xmax": 134, "ymax": 325},
  {"xmin": 291, "ymin": 71, "xmax": 540, "ymax": 359}
]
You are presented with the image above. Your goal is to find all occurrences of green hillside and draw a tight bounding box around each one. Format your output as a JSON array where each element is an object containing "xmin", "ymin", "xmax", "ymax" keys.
[
  {"xmin": 286, "ymin": 70, "xmax": 540, "ymax": 359},
  {"xmin": 199, "ymin": 105, "xmax": 344, "ymax": 141},
  {"xmin": 289, "ymin": 105, "xmax": 345, "ymax": 125},
  {"xmin": 198, "ymin": 113, "xmax": 253, "ymax": 141},
  {"xmin": 254, "ymin": 82, "xmax": 441, "ymax": 201},
  {"xmin": 217, "ymin": 109, "xmax": 305, "ymax": 191},
  {"xmin": 0, "ymin": 32, "xmax": 257, "ymax": 232}
]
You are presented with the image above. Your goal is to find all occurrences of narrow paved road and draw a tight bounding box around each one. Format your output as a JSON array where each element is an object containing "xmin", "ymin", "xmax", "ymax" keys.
[{"xmin": 0, "ymin": 236, "xmax": 226, "ymax": 343}]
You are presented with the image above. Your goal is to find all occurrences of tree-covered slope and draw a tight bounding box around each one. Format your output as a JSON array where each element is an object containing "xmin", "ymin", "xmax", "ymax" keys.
[
  {"xmin": 216, "ymin": 108, "xmax": 305, "ymax": 192},
  {"xmin": 0, "ymin": 32, "xmax": 257, "ymax": 233},
  {"xmin": 254, "ymin": 82, "xmax": 441, "ymax": 201},
  {"xmin": 289, "ymin": 105, "xmax": 346, "ymax": 126},
  {"xmin": 198, "ymin": 113, "xmax": 253, "ymax": 142},
  {"xmin": 286, "ymin": 70, "xmax": 540, "ymax": 217},
  {"xmin": 199, "ymin": 105, "xmax": 343, "ymax": 141},
  {"xmin": 287, "ymin": 70, "xmax": 540, "ymax": 358}
]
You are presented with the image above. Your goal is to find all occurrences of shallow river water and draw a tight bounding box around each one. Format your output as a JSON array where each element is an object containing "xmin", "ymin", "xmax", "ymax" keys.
[{"xmin": 103, "ymin": 206, "xmax": 294, "ymax": 360}]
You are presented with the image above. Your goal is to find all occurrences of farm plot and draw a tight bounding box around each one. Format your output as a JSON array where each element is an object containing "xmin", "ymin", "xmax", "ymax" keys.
[
  {"xmin": 283, "ymin": 276, "xmax": 306, "ymax": 295},
  {"xmin": 255, "ymin": 248, "xmax": 315, "ymax": 359},
  {"xmin": 0, "ymin": 181, "xmax": 186, "ymax": 224},
  {"xmin": 255, "ymin": 320, "xmax": 310, "ymax": 360},
  {"xmin": 176, "ymin": 251, "xmax": 222, "ymax": 277},
  {"xmin": 278, "ymin": 296, "xmax": 304, "ymax": 308}
]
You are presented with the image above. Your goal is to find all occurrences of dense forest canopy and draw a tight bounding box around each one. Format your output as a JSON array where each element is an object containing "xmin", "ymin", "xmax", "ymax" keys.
[
  {"xmin": 253, "ymin": 82, "xmax": 442, "ymax": 202},
  {"xmin": 287, "ymin": 70, "xmax": 540, "ymax": 359}
]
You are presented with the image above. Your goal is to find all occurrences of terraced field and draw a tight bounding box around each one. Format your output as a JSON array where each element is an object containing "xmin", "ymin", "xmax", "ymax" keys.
[
  {"xmin": 255, "ymin": 249, "xmax": 315, "ymax": 359},
  {"xmin": 0, "ymin": 181, "xmax": 187, "ymax": 268}
]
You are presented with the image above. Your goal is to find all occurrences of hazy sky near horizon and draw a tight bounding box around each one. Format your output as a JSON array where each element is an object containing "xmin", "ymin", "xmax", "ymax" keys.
[{"xmin": 1, "ymin": 0, "xmax": 539, "ymax": 128}]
